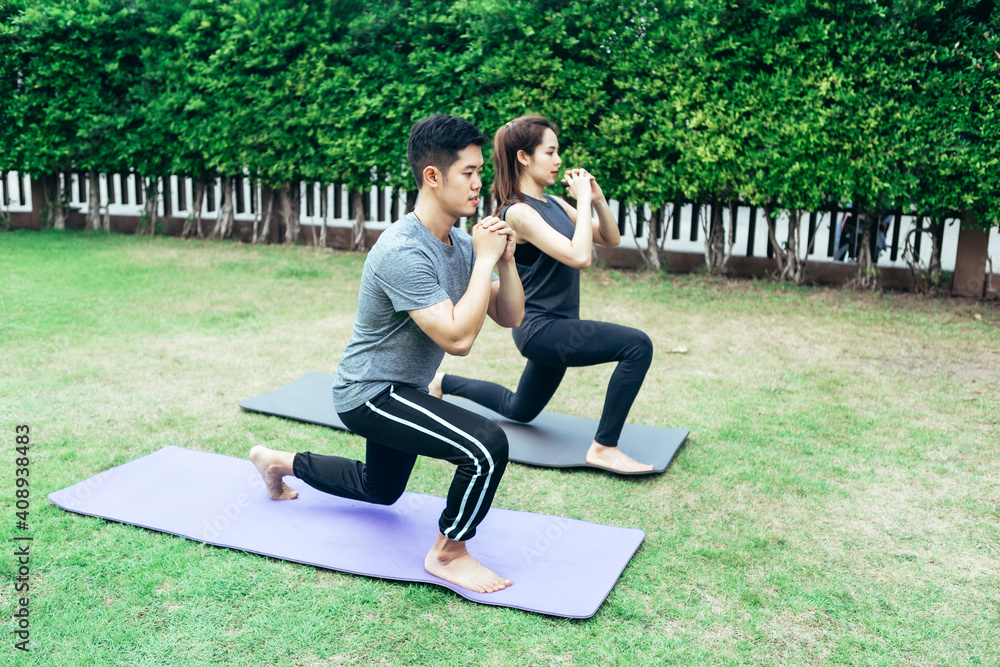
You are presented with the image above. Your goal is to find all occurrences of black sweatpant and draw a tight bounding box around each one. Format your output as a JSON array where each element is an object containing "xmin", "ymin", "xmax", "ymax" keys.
[
  {"xmin": 293, "ymin": 384, "xmax": 508, "ymax": 541},
  {"xmin": 442, "ymin": 318, "xmax": 653, "ymax": 447}
]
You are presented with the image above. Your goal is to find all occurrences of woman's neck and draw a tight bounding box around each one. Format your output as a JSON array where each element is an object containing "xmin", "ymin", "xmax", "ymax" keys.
[{"xmin": 518, "ymin": 175, "xmax": 545, "ymax": 201}]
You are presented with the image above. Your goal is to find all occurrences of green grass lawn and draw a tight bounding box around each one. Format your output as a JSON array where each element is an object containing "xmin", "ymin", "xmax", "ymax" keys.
[{"xmin": 1, "ymin": 230, "xmax": 998, "ymax": 666}]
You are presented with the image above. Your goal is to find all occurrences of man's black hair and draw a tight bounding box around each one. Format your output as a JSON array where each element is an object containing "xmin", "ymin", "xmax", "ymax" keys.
[{"xmin": 407, "ymin": 114, "xmax": 486, "ymax": 189}]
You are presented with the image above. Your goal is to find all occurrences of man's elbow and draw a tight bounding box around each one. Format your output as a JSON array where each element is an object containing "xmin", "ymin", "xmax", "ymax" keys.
[
  {"xmin": 443, "ymin": 335, "xmax": 475, "ymax": 357},
  {"xmin": 571, "ymin": 254, "xmax": 592, "ymax": 270}
]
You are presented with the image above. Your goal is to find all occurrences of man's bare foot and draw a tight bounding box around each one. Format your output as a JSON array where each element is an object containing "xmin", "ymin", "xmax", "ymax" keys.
[
  {"xmin": 249, "ymin": 445, "xmax": 299, "ymax": 500},
  {"xmin": 586, "ymin": 442, "xmax": 654, "ymax": 473},
  {"xmin": 425, "ymin": 533, "xmax": 511, "ymax": 593},
  {"xmin": 429, "ymin": 372, "xmax": 444, "ymax": 399}
]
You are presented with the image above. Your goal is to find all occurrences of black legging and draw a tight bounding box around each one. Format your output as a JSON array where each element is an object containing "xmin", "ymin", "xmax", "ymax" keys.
[
  {"xmin": 442, "ymin": 318, "xmax": 653, "ymax": 447},
  {"xmin": 293, "ymin": 384, "xmax": 509, "ymax": 541}
]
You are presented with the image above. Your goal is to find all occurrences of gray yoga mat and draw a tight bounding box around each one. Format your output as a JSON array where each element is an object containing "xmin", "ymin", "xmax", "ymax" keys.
[
  {"xmin": 239, "ymin": 372, "xmax": 688, "ymax": 475},
  {"xmin": 48, "ymin": 445, "xmax": 645, "ymax": 618}
]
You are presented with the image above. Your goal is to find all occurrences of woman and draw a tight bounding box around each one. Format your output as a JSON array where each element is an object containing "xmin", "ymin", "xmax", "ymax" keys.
[{"xmin": 431, "ymin": 115, "xmax": 654, "ymax": 473}]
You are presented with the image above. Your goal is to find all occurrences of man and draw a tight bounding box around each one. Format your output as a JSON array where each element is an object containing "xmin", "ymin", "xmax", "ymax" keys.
[{"xmin": 250, "ymin": 114, "xmax": 524, "ymax": 593}]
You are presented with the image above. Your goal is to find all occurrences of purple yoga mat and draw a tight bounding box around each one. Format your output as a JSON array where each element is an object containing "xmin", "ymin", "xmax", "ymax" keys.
[{"xmin": 48, "ymin": 446, "xmax": 644, "ymax": 618}]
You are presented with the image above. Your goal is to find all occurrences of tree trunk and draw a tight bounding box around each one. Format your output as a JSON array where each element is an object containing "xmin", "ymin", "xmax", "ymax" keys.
[
  {"xmin": 853, "ymin": 206, "xmax": 879, "ymax": 290},
  {"xmin": 351, "ymin": 189, "xmax": 367, "ymax": 251},
  {"xmin": 54, "ymin": 173, "xmax": 68, "ymax": 230},
  {"xmin": 193, "ymin": 179, "xmax": 206, "ymax": 239},
  {"xmin": 763, "ymin": 203, "xmax": 788, "ymax": 278},
  {"xmin": 183, "ymin": 179, "xmax": 207, "ymax": 239},
  {"xmin": 86, "ymin": 169, "xmax": 102, "ymax": 231},
  {"xmin": 855, "ymin": 226, "xmax": 876, "ymax": 288},
  {"xmin": 928, "ymin": 218, "xmax": 944, "ymax": 286},
  {"xmin": 763, "ymin": 204, "xmax": 813, "ymax": 285},
  {"xmin": 40, "ymin": 173, "xmax": 54, "ymax": 228},
  {"xmin": 725, "ymin": 199, "xmax": 738, "ymax": 274},
  {"xmin": 181, "ymin": 178, "xmax": 194, "ymax": 238},
  {"xmin": 405, "ymin": 190, "xmax": 417, "ymax": 215},
  {"xmin": 904, "ymin": 227, "xmax": 927, "ymax": 294},
  {"xmin": 785, "ymin": 210, "xmax": 805, "ymax": 284},
  {"xmin": 704, "ymin": 199, "xmax": 726, "ymax": 274},
  {"xmin": 317, "ymin": 183, "xmax": 328, "ymax": 248},
  {"xmin": 101, "ymin": 174, "xmax": 111, "ymax": 233},
  {"xmin": 904, "ymin": 217, "xmax": 946, "ymax": 294},
  {"xmin": 255, "ymin": 186, "xmax": 275, "ymax": 244},
  {"xmin": 641, "ymin": 206, "xmax": 661, "ymax": 270},
  {"xmin": 621, "ymin": 205, "xmax": 659, "ymax": 271},
  {"xmin": 214, "ymin": 176, "xmax": 234, "ymax": 240},
  {"xmin": 251, "ymin": 179, "xmax": 261, "ymax": 242},
  {"xmin": 284, "ymin": 182, "xmax": 299, "ymax": 244},
  {"xmin": 40, "ymin": 173, "xmax": 65, "ymax": 230},
  {"xmin": 141, "ymin": 176, "xmax": 159, "ymax": 236}
]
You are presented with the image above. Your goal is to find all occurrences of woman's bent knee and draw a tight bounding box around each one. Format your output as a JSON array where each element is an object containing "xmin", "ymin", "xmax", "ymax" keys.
[
  {"xmin": 629, "ymin": 330, "xmax": 654, "ymax": 364},
  {"xmin": 507, "ymin": 403, "xmax": 544, "ymax": 424}
]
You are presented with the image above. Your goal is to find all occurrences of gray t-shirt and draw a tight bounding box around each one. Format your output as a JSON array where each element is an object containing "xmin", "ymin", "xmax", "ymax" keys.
[{"xmin": 333, "ymin": 213, "xmax": 477, "ymax": 412}]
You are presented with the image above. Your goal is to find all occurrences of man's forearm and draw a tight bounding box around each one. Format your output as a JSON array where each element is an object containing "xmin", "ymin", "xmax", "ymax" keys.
[{"xmin": 445, "ymin": 259, "xmax": 498, "ymax": 352}]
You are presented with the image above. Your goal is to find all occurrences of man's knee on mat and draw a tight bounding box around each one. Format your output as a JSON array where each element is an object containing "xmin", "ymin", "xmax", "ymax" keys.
[{"xmin": 367, "ymin": 486, "xmax": 407, "ymax": 506}]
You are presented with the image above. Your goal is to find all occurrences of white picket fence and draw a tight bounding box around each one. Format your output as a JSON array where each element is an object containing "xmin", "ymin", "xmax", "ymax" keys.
[
  {"xmin": 613, "ymin": 201, "xmax": 977, "ymax": 272},
  {"xmin": 2, "ymin": 171, "xmax": 32, "ymax": 213},
  {"xmin": 5, "ymin": 170, "xmax": 998, "ymax": 272}
]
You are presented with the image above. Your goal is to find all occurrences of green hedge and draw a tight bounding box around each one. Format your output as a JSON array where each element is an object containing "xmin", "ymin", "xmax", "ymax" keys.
[{"xmin": 2, "ymin": 0, "xmax": 997, "ymax": 232}]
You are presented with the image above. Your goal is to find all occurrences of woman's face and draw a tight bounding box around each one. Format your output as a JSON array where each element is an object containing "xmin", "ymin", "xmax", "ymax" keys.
[{"xmin": 524, "ymin": 128, "xmax": 562, "ymax": 187}]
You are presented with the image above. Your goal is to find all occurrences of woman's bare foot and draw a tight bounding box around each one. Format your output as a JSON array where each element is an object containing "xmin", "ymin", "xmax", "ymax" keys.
[
  {"xmin": 586, "ymin": 442, "xmax": 654, "ymax": 473},
  {"xmin": 429, "ymin": 372, "xmax": 444, "ymax": 399},
  {"xmin": 249, "ymin": 445, "xmax": 299, "ymax": 500},
  {"xmin": 425, "ymin": 533, "xmax": 511, "ymax": 593}
]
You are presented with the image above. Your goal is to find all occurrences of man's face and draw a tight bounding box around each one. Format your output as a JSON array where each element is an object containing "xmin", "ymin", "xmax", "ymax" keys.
[{"xmin": 439, "ymin": 144, "xmax": 484, "ymax": 218}]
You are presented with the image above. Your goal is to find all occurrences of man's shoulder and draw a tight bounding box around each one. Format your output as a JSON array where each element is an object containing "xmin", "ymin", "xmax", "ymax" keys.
[
  {"xmin": 366, "ymin": 217, "xmax": 422, "ymax": 264},
  {"xmin": 372, "ymin": 215, "xmax": 418, "ymax": 246}
]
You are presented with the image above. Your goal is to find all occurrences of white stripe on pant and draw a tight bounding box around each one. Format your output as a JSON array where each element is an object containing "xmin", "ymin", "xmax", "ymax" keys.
[{"xmin": 292, "ymin": 384, "xmax": 508, "ymax": 541}]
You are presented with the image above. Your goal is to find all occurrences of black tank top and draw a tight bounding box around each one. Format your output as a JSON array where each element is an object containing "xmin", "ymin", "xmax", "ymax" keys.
[{"xmin": 505, "ymin": 194, "xmax": 581, "ymax": 352}]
